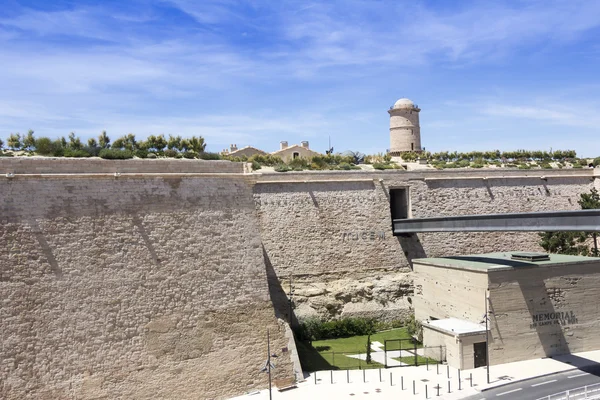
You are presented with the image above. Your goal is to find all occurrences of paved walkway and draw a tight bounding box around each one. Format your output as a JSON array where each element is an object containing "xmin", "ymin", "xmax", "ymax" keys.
[{"xmin": 229, "ymin": 350, "xmax": 600, "ymax": 400}]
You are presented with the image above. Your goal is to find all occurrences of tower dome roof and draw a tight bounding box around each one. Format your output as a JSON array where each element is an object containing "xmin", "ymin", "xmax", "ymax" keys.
[{"xmin": 393, "ymin": 98, "xmax": 415, "ymax": 109}]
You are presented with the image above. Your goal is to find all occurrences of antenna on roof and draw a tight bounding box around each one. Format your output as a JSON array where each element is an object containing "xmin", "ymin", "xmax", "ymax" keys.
[{"xmin": 326, "ymin": 136, "xmax": 334, "ymax": 155}]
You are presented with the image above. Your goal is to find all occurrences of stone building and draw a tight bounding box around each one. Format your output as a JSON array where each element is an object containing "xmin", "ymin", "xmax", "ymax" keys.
[
  {"xmin": 221, "ymin": 143, "xmax": 267, "ymax": 158},
  {"xmin": 388, "ymin": 98, "xmax": 422, "ymax": 155},
  {"xmin": 271, "ymin": 141, "xmax": 321, "ymax": 162},
  {"xmin": 413, "ymin": 252, "xmax": 600, "ymax": 370}
]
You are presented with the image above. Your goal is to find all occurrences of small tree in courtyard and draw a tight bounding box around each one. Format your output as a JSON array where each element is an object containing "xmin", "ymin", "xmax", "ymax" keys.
[{"xmin": 366, "ymin": 334, "xmax": 372, "ymax": 364}]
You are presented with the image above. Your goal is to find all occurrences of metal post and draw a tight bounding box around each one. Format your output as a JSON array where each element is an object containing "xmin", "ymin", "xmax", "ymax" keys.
[
  {"xmin": 363, "ymin": 369, "xmax": 366, "ymax": 383},
  {"xmin": 448, "ymin": 381, "xmax": 450, "ymax": 393},
  {"xmin": 436, "ymin": 385, "xmax": 440, "ymax": 396},
  {"xmin": 267, "ymin": 330, "xmax": 273, "ymax": 400},
  {"xmin": 314, "ymin": 371, "xmax": 317, "ymax": 385},
  {"xmin": 384, "ymin": 341, "xmax": 387, "ymax": 368},
  {"xmin": 426, "ymin": 384, "xmax": 428, "ymax": 399},
  {"xmin": 447, "ymin": 365, "xmax": 450, "ymax": 379},
  {"xmin": 347, "ymin": 369, "xmax": 349, "ymax": 383},
  {"xmin": 470, "ymin": 373, "xmax": 472, "ymax": 387},
  {"xmin": 413, "ymin": 380, "xmax": 416, "ymax": 395},
  {"xmin": 390, "ymin": 373, "xmax": 393, "ymax": 387},
  {"xmin": 379, "ymin": 368, "xmax": 382, "ymax": 382},
  {"xmin": 436, "ymin": 363, "xmax": 439, "ymax": 374},
  {"xmin": 427, "ymin": 357, "xmax": 429, "ymax": 370},
  {"xmin": 414, "ymin": 340, "xmax": 418, "ymax": 366},
  {"xmin": 458, "ymin": 369, "xmax": 461, "ymax": 390},
  {"xmin": 401, "ymin": 375, "xmax": 403, "ymax": 390},
  {"xmin": 485, "ymin": 290, "xmax": 490, "ymax": 384},
  {"xmin": 330, "ymin": 370, "xmax": 333, "ymax": 384}
]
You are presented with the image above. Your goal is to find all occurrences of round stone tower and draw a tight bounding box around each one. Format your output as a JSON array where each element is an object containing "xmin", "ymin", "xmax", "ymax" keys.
[{"xmin": 388, "ymin": 98, "xmax": 421, "ymax": 155}]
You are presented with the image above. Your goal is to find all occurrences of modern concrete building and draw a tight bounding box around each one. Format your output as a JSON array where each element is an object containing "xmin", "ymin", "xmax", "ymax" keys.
[
  {"xmin": 413, "ymin": 252, "xmax": 600, "ymax": 370},
  {"xmin": 388, "ymin": 98, "xmax": 421, "ymax": 155}
]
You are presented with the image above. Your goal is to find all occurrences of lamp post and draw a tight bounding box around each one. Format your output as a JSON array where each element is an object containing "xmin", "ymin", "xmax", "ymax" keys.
[
  {"xmin": 485, "ymin": 290, "xmax": 490, "ymax": 384},
  {"xmin": 261, "ymin": 329, "xmax": 276, "ymax": 400}
]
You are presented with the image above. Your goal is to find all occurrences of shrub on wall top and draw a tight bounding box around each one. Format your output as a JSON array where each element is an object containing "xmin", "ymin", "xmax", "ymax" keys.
[{"xmin": 99, "ymin": 148, "xmax": 133, "ymax": 159}]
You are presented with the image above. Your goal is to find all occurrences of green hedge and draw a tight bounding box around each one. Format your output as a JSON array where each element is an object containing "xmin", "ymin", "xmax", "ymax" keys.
[
  {"xmin": 295, "ymin": 317, "xmax": 378, "ymax": 341},
  {"xmin": 99, "ymin": 149, "xmax": 134, "ymax": 159}
]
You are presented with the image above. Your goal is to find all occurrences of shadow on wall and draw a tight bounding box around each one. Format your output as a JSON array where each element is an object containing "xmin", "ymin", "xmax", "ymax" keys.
[
  {"xmin": 490, "ymin": 265, "xmax": 600, "ymax": 377},
  {"xmin": 396, "ymin": 234, "xmax": 427, "ymax": 269},
  {"xmin": 263, "ymin": 245, "xmax": 299, "ymax": 328}
]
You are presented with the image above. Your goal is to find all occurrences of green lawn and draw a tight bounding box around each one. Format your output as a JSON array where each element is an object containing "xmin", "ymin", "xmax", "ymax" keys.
[
  {"xmin": 297, "ymin": 328, "xmax": 416, "ymax": 371},
  {"xmin": 394, "ymin": 354, "xmax": 439, "ymax": 366},
  {"xmin": 311, "ymin": 328, "xmax": 415, "ymax": 353}
]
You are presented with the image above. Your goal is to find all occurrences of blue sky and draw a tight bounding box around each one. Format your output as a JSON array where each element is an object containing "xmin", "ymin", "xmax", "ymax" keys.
[{"xmin": 1, "ymin": 0, "xmax": 600, "ymax": 156}]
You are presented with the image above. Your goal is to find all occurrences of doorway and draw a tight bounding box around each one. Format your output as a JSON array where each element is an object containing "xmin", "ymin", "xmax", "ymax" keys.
[{"xmin": 473, "ymin": 342, "xmax": 487, "ymax": 368}]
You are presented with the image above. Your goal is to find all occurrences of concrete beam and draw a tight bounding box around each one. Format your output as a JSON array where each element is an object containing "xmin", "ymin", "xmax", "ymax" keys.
[{"xmin": 393, "ymin": 209, "xmax": 600, "ymax": 234}]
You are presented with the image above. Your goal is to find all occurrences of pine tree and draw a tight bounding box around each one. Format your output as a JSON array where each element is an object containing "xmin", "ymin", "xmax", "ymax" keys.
[
  {"xmin": 7, "ymin": 133, "xmax": 22, "ymax": 150},
  {"xmin": 23, "ymin": 130, "xmax": 36, "ymax": 151},
  {"xmin": 98, "ymin": 131, "xmax": 110, "ymax": 148}
]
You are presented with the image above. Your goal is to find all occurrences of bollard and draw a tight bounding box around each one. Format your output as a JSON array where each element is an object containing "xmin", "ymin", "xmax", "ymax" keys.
[
  {"xmin": 447, "ymin": 365, "xmax": 450, "ymax": 379},
  {"xmin": 390, "ymin": 372, "xmax": 393, "ymax": 387},
  {"xmin": 436, "ymin": 363, "xmax": 439, "ymax": 375},
  {"xmin": 413, "ymin": 380, "xmax": 416, "ymax": 395},
  {"xmin": 470, "ymin": 373, "xmax": 473, "ymax": 387},
  {"xmin": 426, "ymin": 358, "xmax": 429, "ymax": 371},
  {"xmin": 401, "ymin": 376, "xmax": 404, "ymax": 390},
  {"xmin": 363, "ymin": 369, "xmax": 366, "ymax": 383},
  {"xmin": 448, "ymin": 380, "xmax": 450, "ymax": 393},
  {"xmin": 314, "ymin": 371, "xmax": 317, "ymax": 385},
  {"xmin": 347, "ymin": 369, "xmax": 350, "ymax": 383},
  {"xmin": 379, "ymin": 368, "xmax": 382, "ymax": 382},
  {"xmin": 426, "ymin": 384, "xmax": 428, "ymax": 399},
  {"xmin": 436, "ymin": 385, "xmax": 440, "ymax": 397},
  {"xmin": 331, "ymin": 370, "xmax": 333, "ymax": 384},
  {"xmin": 458, "ymin": 370, "xmax": 461, "ymax": 390}
]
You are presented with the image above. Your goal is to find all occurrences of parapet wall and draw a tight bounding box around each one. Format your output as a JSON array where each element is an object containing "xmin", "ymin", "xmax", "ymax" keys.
[{"xmin": 0, "ymin": 157, "xmax": 244, "ymax": 174}]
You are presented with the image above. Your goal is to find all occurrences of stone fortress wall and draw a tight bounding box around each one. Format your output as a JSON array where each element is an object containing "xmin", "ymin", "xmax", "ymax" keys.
[
  {"xmin": 256, "ymin": 168, "xmax": 599, "ymax": 323},
  {"xmin": 1, "ymin": 158, "xmax": 599, "ymax": 399},
  {"xmin": 0, "ymin": 159, "xmax": 294, "ymax": 400}
]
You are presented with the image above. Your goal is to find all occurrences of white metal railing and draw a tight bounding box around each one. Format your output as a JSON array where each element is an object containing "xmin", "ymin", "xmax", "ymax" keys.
[{"xmin": 537, "ymin": 382, "xmax": 600, "ymax": 400}]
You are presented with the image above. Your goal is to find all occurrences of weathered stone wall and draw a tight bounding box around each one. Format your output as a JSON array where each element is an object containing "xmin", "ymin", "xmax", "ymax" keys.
[
  {"xmin": 0, "ymin": 172, "xmax": 293, "ymax": 400},
  {"xmin": 254, "ymin": 169, "xmax": 596, "ymax": 322}
]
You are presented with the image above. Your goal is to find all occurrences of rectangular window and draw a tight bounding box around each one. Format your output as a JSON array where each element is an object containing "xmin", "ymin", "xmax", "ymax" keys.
[{"xmin": 390, "ymin": 188, "xmax": 408, "ymax": 220}]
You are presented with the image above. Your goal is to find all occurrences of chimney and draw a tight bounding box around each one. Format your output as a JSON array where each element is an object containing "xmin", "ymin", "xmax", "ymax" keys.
[
  {"xmin": 280, "ymin": 141, "xmax": 288, "ymax": 150},
  {"xmin": 301, "ymin": 141, "xmax": 309, "ymax": 149},
  {"xmin": 230, "ymin": 144, "xmax": 237, "ymax": 152}
]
